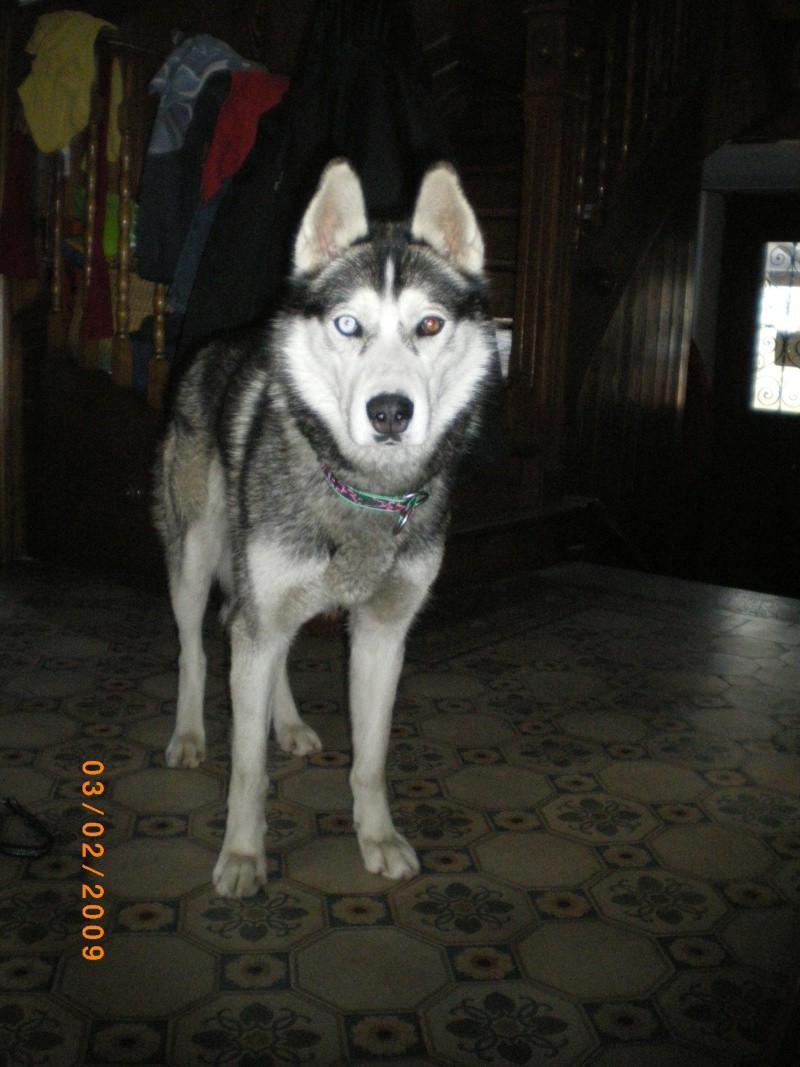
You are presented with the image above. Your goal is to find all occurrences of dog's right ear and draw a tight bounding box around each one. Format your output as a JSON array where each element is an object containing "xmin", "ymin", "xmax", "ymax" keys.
[{"xmin": 293, "ymin": 160, "xmax": 369, "ymax": 275}]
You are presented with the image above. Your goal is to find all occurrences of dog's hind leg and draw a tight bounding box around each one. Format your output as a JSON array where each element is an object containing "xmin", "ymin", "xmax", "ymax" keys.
[
  {"xmin": 348, "ymin": 554, "xmax": 441, "ymax": 880},
  {"xmin": 273, "ymin": 658, "xmax": 323, "ymax": 757},
  {"xmin": 165, "ymin": 524, "xmax": 218, "ymax": 770}
]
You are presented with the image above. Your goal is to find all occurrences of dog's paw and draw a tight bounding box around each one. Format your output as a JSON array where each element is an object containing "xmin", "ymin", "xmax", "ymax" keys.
[
  {"xmin": 358, "ymin": 831, "xmax": 420, "ymax": 880},
  {"xmin": 165, "ymin": 732, "xmax": 206, "ymax": 769},
  {"xmin": 213, "ymin": 850, "xmax": 266, "ymax": 898},
  {"xmin": 275, "ymin": 721, "xmax": 323, "ymax": 757}
]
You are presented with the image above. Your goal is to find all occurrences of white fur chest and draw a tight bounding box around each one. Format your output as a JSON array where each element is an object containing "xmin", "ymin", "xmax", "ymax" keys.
[{"xmin": 246, "ymin": 531, "xmax": 401, "ymax": 632}]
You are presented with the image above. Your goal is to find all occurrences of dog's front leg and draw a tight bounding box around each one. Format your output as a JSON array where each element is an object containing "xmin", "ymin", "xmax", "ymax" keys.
[
  {"xmin": 349, "ymin": 560, "xmax": 438, "ymax": 880},
  {"xmin": 213, "ymin": 618, "xmax": 289, "ymax": 898}
]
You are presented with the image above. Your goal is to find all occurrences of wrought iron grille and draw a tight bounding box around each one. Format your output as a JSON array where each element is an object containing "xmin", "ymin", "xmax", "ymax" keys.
[{"xmin": 751, "ymin": 242, "xmax": 800, "ymax": 414}]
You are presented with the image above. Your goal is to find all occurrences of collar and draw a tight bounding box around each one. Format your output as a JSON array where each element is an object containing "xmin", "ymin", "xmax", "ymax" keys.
[{"xmin": 320, "ymin": 463, "xmax": 429, "ymax": 534}]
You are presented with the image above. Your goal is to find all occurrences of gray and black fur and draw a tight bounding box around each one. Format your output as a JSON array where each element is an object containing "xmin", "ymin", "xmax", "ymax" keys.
[{"xmin": 153, "ymin": 159, "xmax": 501, "ymax": 897}]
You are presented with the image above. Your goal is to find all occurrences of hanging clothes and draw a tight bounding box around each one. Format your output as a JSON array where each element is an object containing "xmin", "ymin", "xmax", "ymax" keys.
[
  {"xmin": 136, "ymin": 71, "xmax": 232, "ymax": 285},
  {"xmin": 18, "ymin": 11, "xmax": 114, "ymax": 154},
  {"xmin": 178, "ymin": 0, "xmax": 457, "ymax": 357},
  {"xmin": 201, "ymin": 70, "xmax": 289, "ymax": 202},
  {"xmin": 135, "ymin": 34, "xmax": 259, "ymax": 284}
]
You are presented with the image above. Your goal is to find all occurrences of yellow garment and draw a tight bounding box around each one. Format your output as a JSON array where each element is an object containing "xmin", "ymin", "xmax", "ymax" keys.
[{"xmin": 18, "ymin": 11, "xmax": 114, "ymax": 153}]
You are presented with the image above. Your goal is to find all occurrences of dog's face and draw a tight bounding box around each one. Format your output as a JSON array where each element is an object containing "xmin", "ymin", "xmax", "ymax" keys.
[{"xmin": 279, "ymin": 161, "xmax": 498, "ymax": 481}]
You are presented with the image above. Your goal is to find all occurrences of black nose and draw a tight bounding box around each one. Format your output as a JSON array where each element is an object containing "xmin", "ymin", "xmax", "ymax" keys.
[{"xmin": 366, "ymin": 393, "xmax": 414, "ymax": 437}]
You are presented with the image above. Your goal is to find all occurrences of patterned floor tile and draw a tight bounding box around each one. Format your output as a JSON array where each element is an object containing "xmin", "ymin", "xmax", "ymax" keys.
[
  {"xmin": 59, "ymin": 934, "xmax": 215, "ymax": 1017},
  {"xmin": 517, "ymin": 920, "xmax": 672, "ymax": 1000},
  {"xmin": 392, "ymin": 874, "xmax": 532, "ymax": 944},
  {"xmin": 2, "ymin": 559, "xmax": 799, "ymax": 1064},
  {"xmin": 590, "ymin": 870, "xmax": 726, "ymax": 935},
  {"xmin": 172, "ymin": 992, "xmax": 340, "ymax": 1066},
  {"xmin": 184, "ymin": 881, "xmax": 324, "ymax": 952},
  {"xmin": 0, "ymin": 994, "xmax": 87, "ymax": 1067},
  {"xmin": 295, "ymin": 927, "xmax": 448, "ymax": 1011},
  {"xmin": 423, "ymin": 982, "xmax": 597, "ymax": 1065}
]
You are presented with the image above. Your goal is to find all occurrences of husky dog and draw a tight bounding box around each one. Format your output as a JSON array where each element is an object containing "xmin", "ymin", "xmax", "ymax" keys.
[{"xmin": 154, "ymin": 159, "xmax": 501, "ymax": 898}]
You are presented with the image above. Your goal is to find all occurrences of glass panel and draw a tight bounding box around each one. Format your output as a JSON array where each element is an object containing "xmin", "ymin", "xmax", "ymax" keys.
[{"xmin": 750, "ymin": 242, "xmax": 800, "ymax": 414}]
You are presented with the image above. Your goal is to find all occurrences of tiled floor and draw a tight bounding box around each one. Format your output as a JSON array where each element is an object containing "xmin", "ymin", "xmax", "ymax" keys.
[{"xmin": 0, "ymin": 559, "xmax": 799, "ymax": 1066}]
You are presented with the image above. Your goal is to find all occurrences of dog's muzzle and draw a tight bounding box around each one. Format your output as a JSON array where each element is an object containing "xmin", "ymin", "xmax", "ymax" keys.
[{"xmin": 367, "ymin": 393, "xmax": 414, "ymax": 441}]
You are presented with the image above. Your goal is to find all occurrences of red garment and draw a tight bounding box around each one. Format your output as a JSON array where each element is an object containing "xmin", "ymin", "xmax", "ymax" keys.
[
  {"xmin": 0, "ymin": 119, "xmax": 38, "ymax": 279},
  {"xmin": 201, "ymin": 70, "xmax": 288, "ymax": 201},
  {"xmin": 80, "ymin": 49, "xmax": 114, "ymax": 341}
]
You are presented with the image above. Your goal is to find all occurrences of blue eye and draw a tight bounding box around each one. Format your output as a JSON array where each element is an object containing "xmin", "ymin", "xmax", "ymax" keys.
[{"xmin": 334, "ymin": 315, "xmax": 361, "ymax": 337}]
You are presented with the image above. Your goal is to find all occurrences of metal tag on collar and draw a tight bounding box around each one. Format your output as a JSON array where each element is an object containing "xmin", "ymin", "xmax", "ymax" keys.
[{"xmin": 393, "ymin": 490, "xmax": 430, "ymax": 534}]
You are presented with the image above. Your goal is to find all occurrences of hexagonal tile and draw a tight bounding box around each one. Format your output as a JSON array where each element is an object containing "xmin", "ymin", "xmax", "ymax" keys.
[
  {"xmin": 423, "ymin": 981, "xmax": 596, "ymax": 1065},
  {"xmin": 403, "ymin": 671, "xmax": 487, "ymax": 701},
  {"xmin": 188, "ymin": 801, "xmax": 313, "ymax": 854},
  {"xmin": 102, "ymin": 837, "xmax": 214, "ymax": 898},
  {"xmin": 0, "ymin": 710, "xmax": 76, "ymax": 747},
  {"xmin": 111, "ymin": 767, "xmax": 222, "ymax": 813},
  {"xmin": 475, "ymin": 832, "xmax": 603, "ymax": 888},
  {"xmin": 0, "ymin": 767, "xmax": 53, "ymax": 806},
  {"xmin": 590, "ymin": 870, "xmax": 725, "ymax": 935},
  {"xmin": 59, "ymin": 934, "xmax": 214, "ymax": 1016},
  {"xmin": 279, "ymin": 767, "xmax": 351, "ymax": 811},
  {"xmin": 392, "ymin": 874, "xmax": 533, "ymax": 944},
  {"xmin": 557, "ymin": 708, "xmax": 646, "ymax": 743},
  {"xmin": 599, "ymin": 760, "xmax": 706, "ymax": 804},
  {"xmin": 185, "ymin": 879, "xmax": 324, "ymax": 952},
  {"xmin": 656, "ymin": 966, "xmax": 787, "ymax": 1058},
  {"xmin": 650, "ymin": 825, "xmax": 773, "ymax": 882},
  {"xmin": 525, "ymin": 664, "xmax": 613, "ymax": 705},
  {"xmin": 37, "ymin": 738, "xmax": 148, "ymax": 780},
  {"xmin": 742, "ymin": 751, "xmax": 800, "ymax": 795},
  {"xmin": 139, "ymin": 672, "xmax": 179, "ymax": 702},
  {"xmin": 770, "ymin": 858, "xmax": 800, "ymax": 903},
  {"xmin": 173, "ymin": 992, "xmax": 341, "ymax": 1065},
  {"xmin": 446, "ymin": 766, "xmax": 551, "ymax": 809},
  {"xmin": 684, "ymin": 706, "xmax": 774, "ymax": 740},
  {"xmin": 504, "ymin": 734, "xmax": 607, "ymax": 774},
  {"xmin": 0, "ymin": 994, "xmax": 86, "ymax": 1065},
  {"xmin": 719, "ymin": 905, "xmax": 798, "ymax": 975},
  {"xmin": 647, "ymin": 732, "xmax": 743, "ymax": 770},
  {"xmin": 63, "ymin": 688, "xmax": 159, "ymax": 723},
  {"xmin": 542, "ymin": 793, "xmax": 658, "ymax": 843},
  {"xmin": 287, "ymin": 837, "xmax": 398, "ymax": 894},
  {"xmin": 386, "ymin": 737, "xmax": 458, "ymax": 778},
  {"xmin": 4, "ymin": 669, "xmax": 96, "ymax": 700},
  {"xmin": 87, "ymin": 1020, "xmax": 166, "ymax": 1064},
  {"xmin": 392, "ymin": 798, "xmax": 487, "ymax": 849},
  {"xmin": 702, "ymin": 786, "xmax": 800, "ymax": 833},
  {"xmin": 296, "ymin": 928, "xmax": 448, "ymax": 1011},
  {"xmin": 517, "ymin": 920, "xmax": 671, "ymax": 999},
  {"xmin": 420, "ymin": 712, "xmax": 514, "ymax": 746},
  {"xmin": 0, "ymin": 883, "xmax": 83, "ymax": 953}
]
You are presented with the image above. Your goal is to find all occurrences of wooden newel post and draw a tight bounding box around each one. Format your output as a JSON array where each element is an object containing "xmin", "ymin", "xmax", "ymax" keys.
[
  {"xmin": 78, "ymin": 113, "xmax": 99, "ymax": 369},
  {"xmin": 112, "ymin": 55, "xmax": 133, "ymax": 388},
  {"xmin": 508, "ymin": 0, "xmax": 589, "ymax": 503},
  {"xmin": 147, "ymin": 283, "xmax": 168, "ymax": 408},
  {"xmin": 47, "ymin": 152, "xmax": 66, "ymax": 351}
]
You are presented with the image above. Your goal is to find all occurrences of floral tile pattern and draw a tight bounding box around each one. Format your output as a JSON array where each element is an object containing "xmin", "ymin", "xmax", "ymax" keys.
[{"xmin": 1, "ymin": 559, "xmax": 799, "ymax": 1064}]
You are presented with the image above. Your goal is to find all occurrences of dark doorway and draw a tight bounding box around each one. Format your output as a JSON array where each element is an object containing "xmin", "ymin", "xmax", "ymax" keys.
[{"xmin": 704, "ymin": 193, "xmax": 800, "ymax": 598}]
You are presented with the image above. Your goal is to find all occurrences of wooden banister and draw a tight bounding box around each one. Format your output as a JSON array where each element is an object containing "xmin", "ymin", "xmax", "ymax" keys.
[{"xmin": 112, "ymin": 53, "xmax": 133, "ymax": 388}]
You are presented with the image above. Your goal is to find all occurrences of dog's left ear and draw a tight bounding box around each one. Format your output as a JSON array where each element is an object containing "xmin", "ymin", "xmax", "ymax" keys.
[
  {"xmin": 294, "ymin": 159, "xmax": 369, "ymax": 275},
  {"xmin": 411, "ymin": 163, "xmax": 484, "ymax": 275}
]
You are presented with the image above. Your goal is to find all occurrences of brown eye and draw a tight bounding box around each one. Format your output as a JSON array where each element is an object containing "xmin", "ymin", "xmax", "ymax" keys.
[{"xmin": 417, "ymin": 316, "xmax": 445, "ymax": 337}]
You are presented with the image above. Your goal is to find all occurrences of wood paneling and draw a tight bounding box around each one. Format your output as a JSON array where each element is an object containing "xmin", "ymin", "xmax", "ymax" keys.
[{"xmin": 570, "ymin": 193, "xmax": 696, "ymax": 570}]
